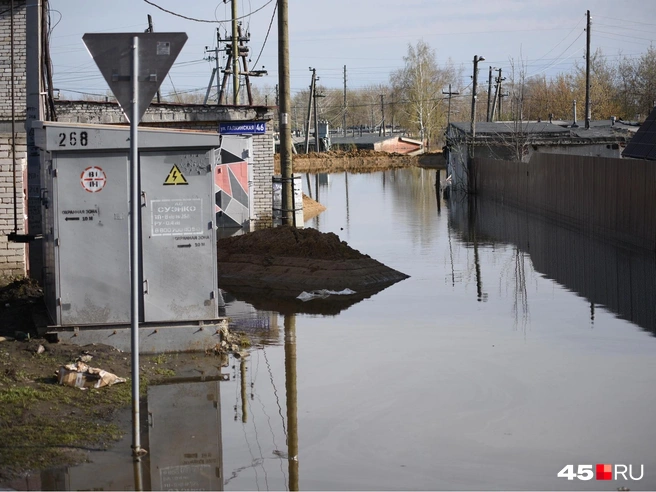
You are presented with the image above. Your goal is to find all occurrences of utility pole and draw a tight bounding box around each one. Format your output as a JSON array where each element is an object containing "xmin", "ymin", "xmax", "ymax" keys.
[
  {"xmin": 380, "ymin": 94, "xmax": 385, "ymax": 137},
  {"xmin": 313, "ymin": 79, "xmax": 320, "ymax": 152},
  {"xmin": 216, "ymin": 24, "xmax": 266, "ymax": 106},
  {"xmin": 343, "ymin": 65, "xmax": 347, "ymax": 137},
  {"xmin": 231, "ymin": 0, "xmax": 239, "ymax": 105},
  {"xmin": 304, "ymin": 68, "xmax": 316, "ymax": 154},
  {"xmin": 442, "ymin": 84, "xmax": 459, "ymax": 127},
  {"xmin": 585, "ymin": 9, "xmax": 591, "ymax": 129},
  {"xmin": 486, "ymin": 66, "xmax": 493, "ymax": 122},
  {"xmin": 145, "ymin": 15, "xmax": 161, "ymax": 103},
  {"xmin": 470, "ymin": 55, "xmax": 485, "ymax": 194},
  {"xmin": 278, "ymin": 0, "xmax": 293, "ymax": 225},
  {"xmin": 490, "ymin": 68, "xmax": 502, "ymax": 121},
  {"xmin": 203, "ymin": 28, "xmax": 222, "ymax": 105},
  {"xmin": 470, "ymin": 55, "xmax": 485, "ymax": 140}
]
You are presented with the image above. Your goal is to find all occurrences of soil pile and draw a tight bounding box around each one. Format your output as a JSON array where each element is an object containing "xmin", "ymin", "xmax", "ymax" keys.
[
  {"xmin": 217, "ymin": 226, "xmax": 409, "ymax": 314},
  {"xmin": 219, "ymin": 225, "xmax": 365, "ymax": 260},
  {"xmin": 302, "ymin": 193, "xmax": 326, "ymax": 221},
  {"xmin": 274, "ymin": 149, "xmax": 444, "ymax": 174}
]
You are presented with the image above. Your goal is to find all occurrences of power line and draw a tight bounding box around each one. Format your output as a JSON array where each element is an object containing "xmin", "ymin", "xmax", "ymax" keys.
[
  {"xmin": 142, "ymin": 0, "xmax": 274, "ymax": 24},
  {"xmin": 594, "ymin": 14, "xmax": 656, "ymax": 27},
  {"xmin": 252, "ymin": 0, "xmax": 277, "ymax": 69}
]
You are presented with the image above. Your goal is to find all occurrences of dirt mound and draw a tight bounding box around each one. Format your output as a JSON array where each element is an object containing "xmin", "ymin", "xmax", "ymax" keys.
[
  {"xmin": 218, "ymin": 225, "xmax": 366, "ymax": 261},
  {"xmin": 303, "ymin": 193, "xmax": 326, "ymax": 221},
  {"xmin": 0, "ymin": 278, "xmax": 45, "ymax": 338},
  {"xmin": 217, "ymin": 226, "xmax": 409, "ymax": 313}
]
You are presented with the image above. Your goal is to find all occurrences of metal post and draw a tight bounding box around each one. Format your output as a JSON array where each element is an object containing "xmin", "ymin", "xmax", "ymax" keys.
[{"xmin": 130, "ymin": 35, "xmax": 142, "ymax": 459}]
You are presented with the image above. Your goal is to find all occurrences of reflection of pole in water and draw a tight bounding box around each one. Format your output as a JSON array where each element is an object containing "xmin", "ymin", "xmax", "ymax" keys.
[
  {"xmin": 512, "ymin": 247, "xmax": 530, "ymax": 333},
  {"xmin": 447, "ymin": 223, "xmax": 456, "ymax": 287},
  {"xmin": 133, "ymin": 457, "xmax": 144, "ymax": 491},
  {"xmin": 315, "ymin": 174, "xmax": 320, "ymax": 202},
  {"xmin": 468, "ymin": 197, "xmax": 485, "ymax": 302},
  {"xmin": 435, "ymin": 169, "xmax": 441, "ymax": 215},
  {"xmin": 284, "ymin": 314, "xmax": 299, "ymax": 490},
  {"xmin": 345, "ymin": 172, "xmax": 350, "ymax": 230},
  {"xmin": 240, "ymin": 359, "xmax": 247, "ymax": 423},
  {"xmin": 590, "ymin": 301, "xmax": 595, "ymax": 326},
  {"xmin": 474, "ymin": 240, "xmax": 483, "ymax": 302},
  {"xmin": 306, "ymin": 173, "xmax": 312, "ymax": 199}
]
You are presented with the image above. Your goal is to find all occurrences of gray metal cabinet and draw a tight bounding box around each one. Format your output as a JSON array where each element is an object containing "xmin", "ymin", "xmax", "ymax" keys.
[{"xmin": 36, "ymin": 122, "xmax": 221, "ymax": 327}]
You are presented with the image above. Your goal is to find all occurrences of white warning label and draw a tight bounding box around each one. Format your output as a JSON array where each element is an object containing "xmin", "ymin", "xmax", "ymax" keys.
[
  {"xmin": 151, "ymin": 198, "xmax": 203, "ymax": 236},
  {"xmin": 80, "ymin": 166, "xmax": 106, "ymax": 192}
]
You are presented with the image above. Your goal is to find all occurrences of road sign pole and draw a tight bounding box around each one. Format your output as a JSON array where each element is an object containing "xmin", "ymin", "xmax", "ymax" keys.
[
  {"xmin": 82, "ymin": 31, "xmax": 188, "ymax": 461},
  {"xmin": 130, "ymin": 34, "xmax": 142, "ymax": 459}
]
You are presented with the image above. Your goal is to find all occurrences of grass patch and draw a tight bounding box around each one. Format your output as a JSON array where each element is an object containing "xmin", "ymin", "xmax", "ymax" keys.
[{"xmin": 0, "ymin": 351, "xmax": 138, "ymax": 480}]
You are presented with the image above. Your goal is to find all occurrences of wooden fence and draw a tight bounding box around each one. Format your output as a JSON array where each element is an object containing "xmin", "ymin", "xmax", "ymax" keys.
[{"xmin": 474, "ymin": 153, "xmax": 656, "ymax": 251}]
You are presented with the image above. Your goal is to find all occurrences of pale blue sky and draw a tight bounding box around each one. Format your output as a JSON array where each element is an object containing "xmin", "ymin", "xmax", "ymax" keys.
[{"xmin": 48, "ymin": 0, "xmax": 656, "ymax": 100}]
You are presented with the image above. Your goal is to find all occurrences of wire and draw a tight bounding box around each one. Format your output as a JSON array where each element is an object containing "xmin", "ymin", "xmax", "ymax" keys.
[
  {"xmin": 252, "ymin": 1, "xmax": 277, "ymax": 70},
  {"xmin": 594, "ymin": 14, "xmax": 656, "ymax": 27},
  {"xmin": 530, "ymin": 14, "xmax": 586, "ymax": 67},
  {"xmin": 526, "ymin": 30, "xmax": 586, "ymax": 79},
  {"xmin": 142, "ymin": 0, "xmax": 274, "ymax": 24}
]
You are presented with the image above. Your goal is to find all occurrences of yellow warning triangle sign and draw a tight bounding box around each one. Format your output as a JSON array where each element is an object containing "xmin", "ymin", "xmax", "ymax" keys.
[{"xmin": 163, "ymin": 164, "xmax": 188, "ymax": 185}]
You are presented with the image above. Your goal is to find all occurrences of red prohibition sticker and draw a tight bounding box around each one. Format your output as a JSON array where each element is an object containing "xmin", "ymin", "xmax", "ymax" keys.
[{"xmin": 80, "ymin": 166, "xmax": 106, "ymax": 193}]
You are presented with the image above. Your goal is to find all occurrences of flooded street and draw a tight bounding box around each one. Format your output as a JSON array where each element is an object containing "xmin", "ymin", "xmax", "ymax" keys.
[
  {"xmin": 26, "ymin": 167, "xmax": 656, "ymax": 490},
  {"xmin": 221, "ymin": 167, "xmax": 656, "ymax": 490}
]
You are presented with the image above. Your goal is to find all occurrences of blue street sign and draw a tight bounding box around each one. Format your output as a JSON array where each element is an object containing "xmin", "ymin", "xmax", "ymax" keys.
[{"xmin": 219, "ymin": 122, "xmax": 266, "ymax": 135}]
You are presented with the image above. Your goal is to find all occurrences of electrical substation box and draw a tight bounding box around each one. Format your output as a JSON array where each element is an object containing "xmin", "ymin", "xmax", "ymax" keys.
[{"xmin": 35, "ymin": 121, "xmax": 221, "ymax": 327}]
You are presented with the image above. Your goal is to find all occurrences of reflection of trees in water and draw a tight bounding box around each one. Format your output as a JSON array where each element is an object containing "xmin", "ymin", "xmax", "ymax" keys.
[
  {"xmin": 381, "ymin": 167, "xmax": 443, "ymax": 248},
  {"xmin": 511, "ymin": 248, "xmax": 531, "ymax": 335}
]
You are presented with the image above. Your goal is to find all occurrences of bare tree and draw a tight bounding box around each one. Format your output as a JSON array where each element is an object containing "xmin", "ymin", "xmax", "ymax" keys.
[{"xmin": 390, "ymin": 40, "xmax": 458, "ymax": 146}]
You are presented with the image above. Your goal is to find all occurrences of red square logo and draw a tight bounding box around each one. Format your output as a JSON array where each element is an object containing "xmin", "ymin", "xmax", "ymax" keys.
[{"xmin": 596, "ymin": 464, "xmax": 612, "ymax": 480}]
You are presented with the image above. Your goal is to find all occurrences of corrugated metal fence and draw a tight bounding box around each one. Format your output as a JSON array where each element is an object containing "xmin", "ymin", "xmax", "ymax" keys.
[{"xmin": 474, "ymin": 153, "xmax": 656, "ymax": 251}]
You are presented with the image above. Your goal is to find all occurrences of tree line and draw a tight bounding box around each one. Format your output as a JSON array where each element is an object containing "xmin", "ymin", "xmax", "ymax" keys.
[
  {"xmin": 82, "ymin": 40, "xmax": 656, "ymax": 148},
  {"xmin": 257, "ymin": 41, "xmax": 656, "ymax": 147}
]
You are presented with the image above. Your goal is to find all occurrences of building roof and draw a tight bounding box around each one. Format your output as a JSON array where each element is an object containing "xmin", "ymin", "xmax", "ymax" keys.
[
  {"xmin": 448, "ymin": 120, "xmax": 630, "ymax": 143},
  {"xmin": 330, "ymin": 134, "xmax": 405, "ymax": 146},
  {"xmin": 622, "ymin": 106, "xmax": 656, "ymax": 160}
]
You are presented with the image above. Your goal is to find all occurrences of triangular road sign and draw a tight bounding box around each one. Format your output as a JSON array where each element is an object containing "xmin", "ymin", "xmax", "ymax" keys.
[{"xmin": 82, "ymin": 32, "xmax": 187, "ymax": 124}]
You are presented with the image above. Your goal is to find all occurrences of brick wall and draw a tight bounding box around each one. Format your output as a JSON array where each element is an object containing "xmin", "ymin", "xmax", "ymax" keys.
[
  {"xmin": 0, "ymin": 0, "xmax": 27, "ymax": 122},
  {"xmin": 252, "ymin": 130, "xmax": 274, "ymax": 228},
  {"xmin": 0, "ymin": 133, "xmax": 27, "ymax": 277}
]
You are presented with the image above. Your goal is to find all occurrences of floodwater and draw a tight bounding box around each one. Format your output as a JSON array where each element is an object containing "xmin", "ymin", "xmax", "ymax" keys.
[{"xmin": 24, "ymin": 167, "xmax": 656, "ymax": 490}]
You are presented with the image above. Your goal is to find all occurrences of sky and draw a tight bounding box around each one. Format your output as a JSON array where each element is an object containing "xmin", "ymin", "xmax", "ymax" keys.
[{"xmin": 48, "ymin": 0, "xmax": 656, "ymax": 102}]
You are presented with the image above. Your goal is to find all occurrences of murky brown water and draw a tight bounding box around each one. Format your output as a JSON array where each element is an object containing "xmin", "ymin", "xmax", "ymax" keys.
[{"xmin": 18, "ymin": 168, "xmax": 656, "ymax": 490}]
